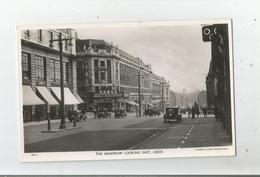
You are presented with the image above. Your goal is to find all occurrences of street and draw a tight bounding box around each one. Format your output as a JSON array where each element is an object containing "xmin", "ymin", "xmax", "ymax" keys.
[{"xmin": 24, "ymin": 114, "xmax": 231, "ymax": 153}]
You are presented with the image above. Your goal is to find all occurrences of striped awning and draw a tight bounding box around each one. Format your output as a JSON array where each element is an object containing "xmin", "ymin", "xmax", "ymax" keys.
[
  {"xmin": 50, "ymin": 87, "xmax": 80, "ymax": 105},
  {"xmin": 126, "ymin": 101, "xmax": 139, "ymax": 106},
  {"xmin": 23, "ymin": 86, "xmax": 45, "ymax": 106},
  {"xmin": 146, "ymin": 103, "xmax": 154, "ymax": 107},
  {"xmin": 36, "ymin": 86, "xmax": 59, "ymax": 105},
  {"xmin": 75, "ymin": 94, "xmax": 84, "ymax": 104}
]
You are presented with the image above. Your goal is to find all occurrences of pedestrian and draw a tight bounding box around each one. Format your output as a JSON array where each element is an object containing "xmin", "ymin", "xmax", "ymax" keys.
[
  {"xmin": 83, "ymin": 110, "xmax": 87, "ymax": 121},
  {"xmin": 196, "ymin": 108, "xmax": 200, "ymax": 118},
  {"xmin": 135, "ymin": 106, "xmax": 138, "ymax": 117},
  {"xmin": 68, "ymin": 110, "xmax": 73, "ymax": 122},
  {"xmin": 187, "ymin": 107, "xmax": 191, "ymax": 118},
  {"xmin": 191, "ymin": 106, "xmax": 195, "ymax": 119},
  {"xmin": 203, "ymin": 107, "xmax": 207, "ymax": 118}
]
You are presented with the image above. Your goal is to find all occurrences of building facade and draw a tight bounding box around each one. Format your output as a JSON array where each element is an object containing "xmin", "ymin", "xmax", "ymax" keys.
[
  {"xmin": 169, "ymin": 90, "xmax": 200, "ymax": 108},
  {"xmin": 150, "ymin": 73, "xmax": 170, "ymax": 110},
  {"xmin": 76, "ymin": 39, "xmax": 170, "ymax": 114},
  {"xmin": 206, "ymin": 60, "xmax": 216, "ymax": 108},
  {"xmin": 197, "ymin": 90, "xmax": 207, "ymax": 107},
  {"xmin": 202, "ymin": 24, "xmax": 232, "ymax": 140},
  {"xmin": 21, "ymin": 30, "xmax": 173, "ymax": 121},
  {"xmin": 21, "ymin": 28, "xmax": 81, "ymax": 122}
]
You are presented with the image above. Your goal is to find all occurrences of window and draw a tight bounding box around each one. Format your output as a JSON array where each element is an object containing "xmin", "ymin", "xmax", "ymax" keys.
[
  {"xmin": 24, "ymin": 30, "xmax": 30, "ymax": 38},
  {"xmin": 22, "ymin": 53, "xmax": 30, "ymax": 80},
  {"xmin": 38, "ymin": 30, "xmax": 42, "ymax": 42},
  {"xmin": 100, "ymin": 60, "xmax": 105, "ymax": 67},
  {"xmin": 49, "ymin": 60, "xmax": 55, "ymax": 82},
  {"xmin": 49, "ymin": 31, "xmax": 53, "ymax": 47},
  {"xmin": 94, "ymin": 71, "xmax": 99, "ymax": 84},
  {"xmin": 54, "ymin": 61, "xmax": 60, "ymax": 82},
  {"xmin": 94, "ymin": 59, "xmax": 99, "ymax": 67},
  {"xmin": 49, "ymin": 59, "xmax": 68, "ymax": 83},
  {"xmin": 107, "ymin": 86, "xmax": 112, "ymax": 92},
  {"xmin": 95, "ymin": 86, "xmax": 100, "ymax": 93},
  {"xmin": 100, "ymin": 86, "xmax": 106, "ymax": 92},
  {"xmin": 63, "ymin": 62, "xmax": 68, "ymax": 82},
  {"xmin": 94, "ymin": 60, "xmax": 99, "ymax": 83},
  {"xmin": 35, "ymin": 55, "xmax": 46, "ymax": 81},
  {"xmin": 107, "ymin": 60, "xmax": 111, "ymax": 83},
  {"xmin": 100, "ymin": 71, "xmax": 106, "ymax": 81}
]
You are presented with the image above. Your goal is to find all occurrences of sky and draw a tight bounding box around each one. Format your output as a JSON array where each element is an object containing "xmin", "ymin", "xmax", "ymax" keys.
[{"xmin": 75, "ymin": 24, "xmax": 211, "ymax": 93}]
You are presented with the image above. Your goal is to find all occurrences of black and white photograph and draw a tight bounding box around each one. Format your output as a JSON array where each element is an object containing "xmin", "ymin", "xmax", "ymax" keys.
[{"xmin": 19, "ymin": 20, "xmax": 235, "ymax": 161}]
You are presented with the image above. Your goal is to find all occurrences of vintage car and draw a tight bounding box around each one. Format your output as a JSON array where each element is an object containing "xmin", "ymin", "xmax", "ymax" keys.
[
  {"xmin": 207, "ymin": 107, "xmax": 214, "ymax": 115},
  {"xmin": 163, "ymin": 107, "xmax": 182, "ymax": 123},
  {"xmin": 114, "ymin": 108, "xmax": 127, "ymax": 118},
  {"xmin": 179, "ymin": 107, "xmax": 187, "ymax": 114},
  {"xmin": 143, "ymin": 109, "xmax": 154, "ymax": 117},
  {"xmin": 143, "ymin": 109, "xmax": 161, "ymax": 117},
  {"xmin": 96, "ymin": 109, "xmax": 112, "ymax": 119}
]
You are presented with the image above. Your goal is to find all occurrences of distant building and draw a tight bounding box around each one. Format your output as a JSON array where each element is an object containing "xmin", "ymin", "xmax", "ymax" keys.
[
  {"xmin": 150, "ymin": 74, "xmax": 170, "ymax": 110},
  {"xmin": 169, "ymin": 90, "xmax": 176, "ymax": 107},
  {"xmin": 197, "ymin": 90, "xmax": 207, "ymax": 107},
  {"xmin": 169, "ymin": 90, "xmax": 201, "ymax": 108}
]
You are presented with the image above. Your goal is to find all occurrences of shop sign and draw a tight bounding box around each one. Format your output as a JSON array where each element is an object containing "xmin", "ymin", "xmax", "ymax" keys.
[
  {"xmin": 123, "ymin": 92, "xmax": 130, "ymax": 98},
  {"xmin": 95, "ymin": 98, "xmax": 113, "ymax": 103},
  {"xmin": 94, "ymin": 93, "xmax": 123, "ymax": 98}
]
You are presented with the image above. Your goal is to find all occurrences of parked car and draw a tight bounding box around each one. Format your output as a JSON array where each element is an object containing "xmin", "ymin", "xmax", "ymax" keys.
[
  {"xmin": 96, "ymin": 109, "xmax": 112, "ymax": 119},
  {"xmin": 179, "ymin": 107, "xmax": 187, "ymax": 114},
  {"xmin": 143, "ymin": 109, "xmax": 161, "ymax": 117},
  {"xmin": 207, "ymin": 107, "xmax": 214, "ymax": 115},
  {"xmin": 163, "ymin": 107, "xmax": 182, "ymax": 123},
  {"xmin": 114, "ymin": 108, "xmax": 127, "ymax": 118}
]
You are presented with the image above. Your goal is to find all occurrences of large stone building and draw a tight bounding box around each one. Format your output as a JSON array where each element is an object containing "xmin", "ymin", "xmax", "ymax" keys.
[
  {"xmin": 76, "ymin": 39, "xmax": 152, "ymax": 114},
  {"xmin": 169, "ymin": 90, "xmax": 201, "ymax": 108},
  {"xmin": 202, "ymin": 24, "xmax": 232, "ymax": 140},
  {"xmin": 150, "ymin": 73, "xmax": 170, "ymax": 110},
  {"xmin": 206, "ymin": 60, "xmax": 216, "ymax": 108},
  {"xmin": 197, "ymin": 90, "xmax": 207, "ymax": 107},
  {"xmin": 75, "ymin": 39, "xmax": 170, "ymax": 114},
  {"xmin": 21, "ymin": 28, "xmax": 82, "ymax": 122}
]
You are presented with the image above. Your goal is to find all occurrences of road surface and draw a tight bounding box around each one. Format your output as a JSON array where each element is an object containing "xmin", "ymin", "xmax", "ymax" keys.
[{"xmin": 24, "ymin": 114, "xmax": 231, "ymax": 153}]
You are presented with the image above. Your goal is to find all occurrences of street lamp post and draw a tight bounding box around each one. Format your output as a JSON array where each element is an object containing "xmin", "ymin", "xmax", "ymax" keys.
[
  {"xmin": 50, "ymin": 32, "xmax": 72, "ymax": 129},
  {"xmin": 161, "ymin": 82, "xmax": 165, "ymax": 112},
  {"xmin": 138, "ymin": 70, "xmax": 141, "ymax": 117},
  {"xmin": 137, "ymin": 69, "xmax": 144, "ymax": 117}
]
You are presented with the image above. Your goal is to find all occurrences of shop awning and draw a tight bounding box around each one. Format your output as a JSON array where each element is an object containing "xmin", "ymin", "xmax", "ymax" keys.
[
  {"xmin": 23, "ymin": 86, "xmax": 45, "ymax": 106},
  {"xmin": 126, "ymin": 101, "xmax": 139, "ymax": 106},
  {"xmin": 50, "ymin": 87, "xmax": 80, "ymax": 105},
  {"xmin": 75, "ymin": 94, "xmax": 84, "ymax": 104},
  {"xmin": 36, "ymin": 86, "xmax": 59, "ymax": 105},
  {"xmin": 152, "ymin": 100, "xmax": 161, "ymax": 104},
  {"xmin": 146, "ymin": 103, "xmax": 154, "ymax": 107}
]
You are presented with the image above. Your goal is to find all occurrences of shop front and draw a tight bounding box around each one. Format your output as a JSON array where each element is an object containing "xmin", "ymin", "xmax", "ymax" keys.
[
  {"xmin": 22, "ymin": 86, "xmax": 83, "ymax": 122},
  {"xmin": 93, "ymin": 92, "xmax": 129, "ymax": 112},
  {"xmin": 22, "ymin": 85, "xmax": 45, "ymax": 122}
]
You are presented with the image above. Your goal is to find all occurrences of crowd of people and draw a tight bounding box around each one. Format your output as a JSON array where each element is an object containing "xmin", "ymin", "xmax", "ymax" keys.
[{"xmin": 187, "ymin": 102, "xmax": 209, "ymax": 119}]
